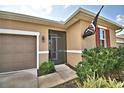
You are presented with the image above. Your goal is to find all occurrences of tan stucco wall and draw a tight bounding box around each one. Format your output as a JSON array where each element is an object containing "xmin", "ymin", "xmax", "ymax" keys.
[
  {"xmin": 39, "ymin": 54, "xmax": 49, "ymax": 65},
  {"xmin": 66, "ymin": 21, "xmax": 82, "ymax": 67},
  {"xmin": 67, "ymin": 53, "xmax": 82, "ymax": 67},
  {"xmin": 116, "ymin": 37, "xmax": 124, "ymax": 47},
  {"xmin": 67, "ymin": 21, "xmax": 82, "ymax": 50},
  {"xmin": 80, "ymin": 20, "xmax": 96, "ymax": 49},
  {"xmin": 66, "ymin": 19, "xmax": 118, "ymax": 67},
  {"xmin": 80, "ymin": 20, "xmax": 117, "ymax": 49},
  {"xmin": 0, "ymin": 19, "xmax": 65, "ymax": 64},
  {"xmin": 109, "ymin": 29, "xmax": 117, "ymax": 47},
  {"xmin": 117, "ymin": 43, "xmax": 124, "ymax": 47},
  {"xmin": 0, "ymin": 18, "xmax": 118, "ymax": 67},
  {"xmin": 116, "ymin": 37, "xmax": 124, "ymax": 42}
]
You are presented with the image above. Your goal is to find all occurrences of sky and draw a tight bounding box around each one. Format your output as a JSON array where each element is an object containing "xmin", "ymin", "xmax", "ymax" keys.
[{"xmin": 0, "ymin": 5, "xmax": 124, "ymax": 34}]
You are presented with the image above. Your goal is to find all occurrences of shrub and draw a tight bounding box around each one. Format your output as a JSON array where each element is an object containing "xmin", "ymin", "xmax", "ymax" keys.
[
  {"xmin": 114, "ymin": 47, "xmax": 124, "ymax": 71},
  {"xmin": 76, "ymin": 47, "xmax": 124, "ymax": 82},
  {"xmin": 76, "ymin": 61, "xmax": 94, "ymax": 83},
  {"xmin": 76, "ymin": 75, "xmax": 124, "ymax": 88},
  {"xmin": 39, "ymin": 61, "xmax": 56, "ymax": 75}
]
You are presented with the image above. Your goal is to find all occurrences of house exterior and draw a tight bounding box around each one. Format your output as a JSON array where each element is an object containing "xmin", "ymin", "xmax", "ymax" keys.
[
  {"xmin": 116, "ymin": 34, "xmax": 124, "ymax": 47},
  {"xmin": 0, "ymin": 8, "xmax": 122, "ymax": 72}
]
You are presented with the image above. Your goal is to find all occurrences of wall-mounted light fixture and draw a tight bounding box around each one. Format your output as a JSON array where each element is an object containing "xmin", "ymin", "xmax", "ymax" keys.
[{"xmin": 42, "ymin": 36, "xmax": 45, "ymax": 43}]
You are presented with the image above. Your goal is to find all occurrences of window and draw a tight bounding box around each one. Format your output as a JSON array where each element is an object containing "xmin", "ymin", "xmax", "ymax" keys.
[
  {"xmin": 99, "ymin": 28, "xmax": 106, "ymax": 47},
  {"xmin": 96, "ymin": 27, "xmax": 110, "ymax": 48}
]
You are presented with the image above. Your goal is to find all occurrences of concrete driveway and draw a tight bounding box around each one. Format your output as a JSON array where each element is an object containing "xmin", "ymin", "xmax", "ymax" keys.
[
  {"xmin": 38, "ymin": 64, "xmax": 77, "ymax": 88},
  {"xmin": 0, "ymin": 68, "xmax": 38, "ymax": 88}
]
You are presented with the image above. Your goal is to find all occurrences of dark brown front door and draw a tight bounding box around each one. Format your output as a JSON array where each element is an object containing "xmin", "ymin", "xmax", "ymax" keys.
[{"xmin": 49, "ymin": 30, "xmax": 66, "ymax": 65}]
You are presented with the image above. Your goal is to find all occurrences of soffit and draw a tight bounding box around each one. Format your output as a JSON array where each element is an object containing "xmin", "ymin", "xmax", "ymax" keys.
[
  {"xmin": 0, "ymin": 11, "xmax": 65, "ymax": 29},
  {"xmin": 65, "ymin": 9, "xmax": 122, "ymax": 30}
]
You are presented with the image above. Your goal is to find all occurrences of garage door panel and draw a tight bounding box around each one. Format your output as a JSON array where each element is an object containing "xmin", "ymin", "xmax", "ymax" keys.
[
  {"xmin": 0, "ymin": 36, "xmax": 36, "ymax": 54},
  {"xmin": 0, "ymin": 48, "xmax": 36, "ymax": 55},
  {"xmin": 0, "ymin": 34, "xmax": 37, "ymax": 73},
  {"xmin": 0, "ymin": 54, "xmax": 36, "ymax": 72},
  {"xmin": 0, "ymin": 53, "xmax": 36, "ymax": 64}
]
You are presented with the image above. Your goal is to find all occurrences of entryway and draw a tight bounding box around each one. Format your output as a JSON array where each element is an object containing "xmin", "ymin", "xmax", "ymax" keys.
[{"xmin": 49, "ymin": 30, "xmax": 67, "ymax": 65}]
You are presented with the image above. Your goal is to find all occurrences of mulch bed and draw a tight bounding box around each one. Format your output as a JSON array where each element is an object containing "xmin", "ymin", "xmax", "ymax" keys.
[
  {"xmin": 53, "ymin": 79, "xmax": 78, "ymax": 88},
  {"xmin": 65, "ymin": 64, "xmax": 76, "ymax": 71}
]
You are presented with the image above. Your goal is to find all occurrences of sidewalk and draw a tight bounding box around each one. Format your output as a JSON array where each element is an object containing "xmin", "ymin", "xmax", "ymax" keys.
[{"xmin": 38, "ymin": 64, "xmax": 77, "ymax": 88}]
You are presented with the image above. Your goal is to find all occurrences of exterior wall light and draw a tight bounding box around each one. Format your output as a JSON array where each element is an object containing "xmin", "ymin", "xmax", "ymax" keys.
[{"xmin": 42, "ymin": 36, "xmax": 45, "ymax": 42}]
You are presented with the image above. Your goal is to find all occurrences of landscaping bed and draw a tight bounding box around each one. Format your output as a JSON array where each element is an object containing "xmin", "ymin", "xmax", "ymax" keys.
[
  {"xmin": 75, "ymin": 47, "xmax": 124, "ymax": 88},
  {"xmin": 54, "ymin": 47, "xmax": 124, "ymax": 88},
  {"xmin": 38, "ymin": 61, "xmax": 56, "ymax": 76},
  {"xmin": 38, "ymin": 47, "xmax": 124, "ymax": 88},
  {"xmin": 53, "ymin": 79, "xmax": 78, "ymax": 88}
]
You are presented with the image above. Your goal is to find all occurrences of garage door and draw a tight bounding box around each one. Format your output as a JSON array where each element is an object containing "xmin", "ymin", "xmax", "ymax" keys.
[{"xmin": 0, "ymin": 34, "xmax": 37, "ymax": 73}]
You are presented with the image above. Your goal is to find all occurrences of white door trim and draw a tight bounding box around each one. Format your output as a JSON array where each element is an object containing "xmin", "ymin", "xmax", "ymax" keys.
[
  {"xmin": 0, "ymin": 28, "xmax": 39, "ymax": 36},
  {"xmin": 36, "ymin": 34, "xmax": 40, "ymax": 69},
  {"xmin": 0, "ymin": 28, "xmax": 40, "ymax": 69}
]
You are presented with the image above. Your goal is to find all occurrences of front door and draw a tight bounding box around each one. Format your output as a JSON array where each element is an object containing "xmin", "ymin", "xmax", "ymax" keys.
[{"xmin": 49, "ymin": 30, "xmax": 66, "ymax": 65}]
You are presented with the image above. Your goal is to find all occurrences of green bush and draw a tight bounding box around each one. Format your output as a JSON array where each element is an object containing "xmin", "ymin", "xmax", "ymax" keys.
[
  {"xmin": 76, "ymin": 61, "xmax": 94, "ymax": 83},
  {"xmin": 114, "ymin": 47, "xmax": 124, "ymax": 71},
  {"xmin": 76, "ymin": 47, "xmax": 124, "ymax": 82},
  {"xmin": 76, "ymin": 75, "xmax": 124, "ymax": 88},
  {"xmin": 39, "ymin": 61, "xmax": 56, "ymax": 75}
]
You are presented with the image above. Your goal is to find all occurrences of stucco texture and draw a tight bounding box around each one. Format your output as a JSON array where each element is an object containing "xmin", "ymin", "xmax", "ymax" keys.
[
  {"xmin": 0, "ymin": 15, "xmax": 118, "ymax": 67},
  {"xmin": 0, "ymin": 19, "xmax": 65, "ymax": 64}
]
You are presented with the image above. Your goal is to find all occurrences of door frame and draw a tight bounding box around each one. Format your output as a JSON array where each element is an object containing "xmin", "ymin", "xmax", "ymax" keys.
[
  {"xmin": 48, "ymin": 29, "xmax": 67, "ymax": 64},
  {"xmin": 0, "ymin": 28, "xmax": 40, "ymax": 70}
]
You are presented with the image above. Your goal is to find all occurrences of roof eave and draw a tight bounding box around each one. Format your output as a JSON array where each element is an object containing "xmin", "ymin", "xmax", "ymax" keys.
[
  {"xmin": 64, "ymin": 8, "xmax": 123, "ymax": 30},
  {"xmin": 0, "ymin": 11, "xmax": 65, "ymax": 29}
]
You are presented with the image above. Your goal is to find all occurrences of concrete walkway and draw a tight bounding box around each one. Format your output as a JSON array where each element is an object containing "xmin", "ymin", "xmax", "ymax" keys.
[{"xmin": 38, "ymin": 64, "xmax": 77, "ymax": 88}]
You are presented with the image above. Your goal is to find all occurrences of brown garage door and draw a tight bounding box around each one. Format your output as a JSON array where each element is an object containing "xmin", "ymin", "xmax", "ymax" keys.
[{"xmin": 0, "ymin": 34, "xmax": 36, "ymax": 73}]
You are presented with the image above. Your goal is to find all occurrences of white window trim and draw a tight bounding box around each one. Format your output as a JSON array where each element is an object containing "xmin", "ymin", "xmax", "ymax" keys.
[
  {"xmin": 98, "ymin": 25, "xmax": 107, "ymax": 30},
  {"xmin": 99, "ymin": 28, "xmax": 107, "ymax": 48},
  {"xmin": 104, "ymin": 31, "xmax": 107, "ymax": 48},
  {"xmin": 0, "ymin": 28, "xmax": 40, "ymax": 69},
  {"xmin": 116, "ymin": 41, "xmax": 124, "ymax": 44}
]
